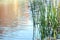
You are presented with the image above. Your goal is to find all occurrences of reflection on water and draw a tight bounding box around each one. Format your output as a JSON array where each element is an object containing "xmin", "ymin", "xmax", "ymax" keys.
[
  {"xmin": 0, "ymin": 0, "xmax": 33, "ymax": 40},
  {"xmin": 0, "ymin": 25, "xmax": 33, "ymax": 40}
]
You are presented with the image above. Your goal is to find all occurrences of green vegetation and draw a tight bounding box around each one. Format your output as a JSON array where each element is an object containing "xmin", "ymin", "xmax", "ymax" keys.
[{"xmin": 30, "ymin": 0, "xmax": 59, "ymax": 40}]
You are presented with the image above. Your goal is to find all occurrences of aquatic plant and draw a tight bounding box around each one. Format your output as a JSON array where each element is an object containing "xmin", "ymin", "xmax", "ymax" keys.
[{"xmin": 30, "ymin": 0, "xmax": 59, "ymax": 40}]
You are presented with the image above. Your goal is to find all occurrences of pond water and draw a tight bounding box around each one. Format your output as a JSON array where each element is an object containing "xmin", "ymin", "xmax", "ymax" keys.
[{"xmin": 0, "ymin": 25, "xmax": 33, "ymax": 40}]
